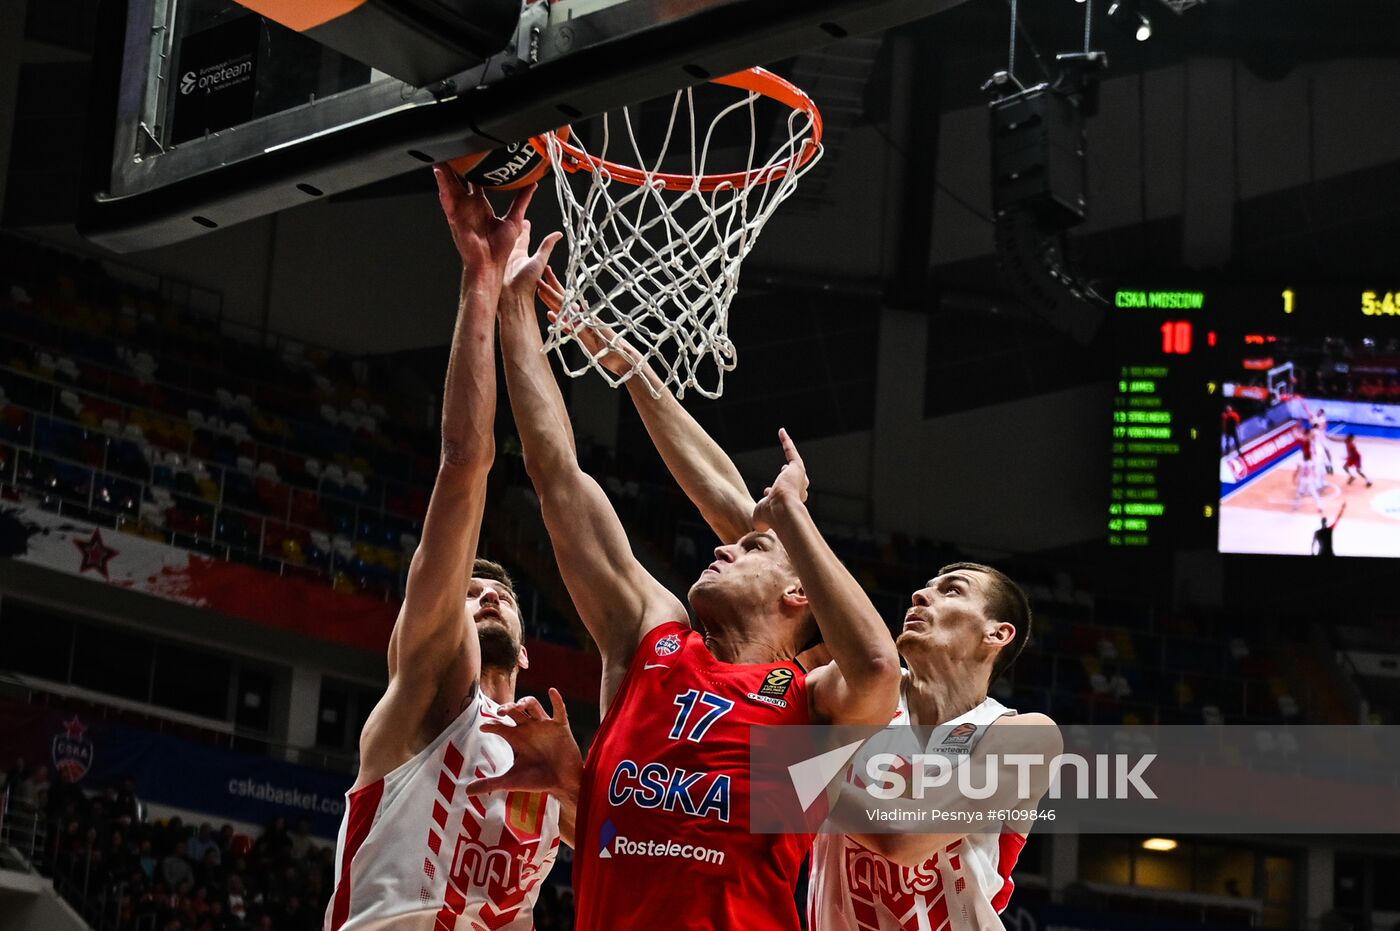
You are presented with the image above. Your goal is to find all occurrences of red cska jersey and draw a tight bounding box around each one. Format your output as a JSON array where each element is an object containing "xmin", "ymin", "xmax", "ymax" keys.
[{"xmin": 573, "ymin": 622, "xmax": 813, "ymax": 931}]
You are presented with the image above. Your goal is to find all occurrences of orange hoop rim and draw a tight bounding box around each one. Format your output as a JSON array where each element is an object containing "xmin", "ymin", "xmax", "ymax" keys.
[{"xmin": 531, "ymin": 67, "xmax": 823, "ymax": 193}]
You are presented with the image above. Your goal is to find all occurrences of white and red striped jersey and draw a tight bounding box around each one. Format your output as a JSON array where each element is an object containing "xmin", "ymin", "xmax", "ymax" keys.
[
  {"xmin": 808, "ymin": 687, "xmax": 1023, "ymax": 931},
  {"xmin": 325, "ymin": 691, "xmax": 560, "ymax": 931}
]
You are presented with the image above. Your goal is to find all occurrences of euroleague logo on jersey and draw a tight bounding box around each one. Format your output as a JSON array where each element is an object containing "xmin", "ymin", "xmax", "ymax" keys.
[
  {"xmin": 745, "ymin": 667, "xmax": 794, "ymax": 709},
  {"xmin": 942, "ymin": 723, "xmax": 977, "ymax": 745},
  {"xmin": 655, "ymin": 634, "xmax": 682, "ymax": 657}
]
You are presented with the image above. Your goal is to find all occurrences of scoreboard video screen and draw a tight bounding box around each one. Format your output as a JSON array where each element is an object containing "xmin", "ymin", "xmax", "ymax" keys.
[{"xmin": 1107, "ymin": 285, "xmax": 1400, "ymax": 558}]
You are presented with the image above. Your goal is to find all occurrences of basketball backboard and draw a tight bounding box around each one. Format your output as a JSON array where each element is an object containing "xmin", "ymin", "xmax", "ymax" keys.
[{"xmin": 82, "ymin": 0, "xmax": 970, "ymax": 252}]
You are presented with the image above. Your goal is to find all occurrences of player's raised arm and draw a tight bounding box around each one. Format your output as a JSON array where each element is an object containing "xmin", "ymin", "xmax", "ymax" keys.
[
  {"xmin": 540, "ymin": 269, "xmax": 755, "ymax": 544},
  {"xmin": 498, "ymin": 238, "xmax": 687, "ymax": 702},
  {"xmin": 752, "ymin": 430, "xmax": 900, "ymax": 725},
  {"xmin": 362, "ymin": 171, "xmax": 526, "ymax": 783}
]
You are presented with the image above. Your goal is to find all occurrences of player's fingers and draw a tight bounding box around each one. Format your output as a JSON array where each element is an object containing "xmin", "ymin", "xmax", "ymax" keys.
[
  {"xmin": 434, "ymin": 164, "xmax": 469, "ymax": 199},
  {"xmin": 518, "ymin": 696, "xmax": 547, "ymax": 719},
  {"xmin": 494, "ymin": 702, "xmax": 532, "ymax": 725},
  {"xmin": 511, "ymin": 221, "xmax": 532, "ymax": 254},
  {"xmin": 470, "ymin": 181, "xmax": 500, "ymax": 220},
  {"xmin": 493, "ymin": 697, "xmax": 531, "ymax": 715},
  {"xmin": 464, "ymin": 776, "xmax": 511, "ymax": 795},
  {"xmin": 548, "ymin": 309, "xmax": 581, "ymax": 338},
  {"xmin": 506, "ymin": 183, "xmax": 538, "ymax": 224},
  {"xmin": 778, "ymin": 427, "xmax": 802, "ymax": 465},
  {"xmin": 433, "ymin": 167, "xmax": 454, "ymax": 208},
  {"xmin": 547, "ymin": 688, "xmax": 569, "ymax": 724},
  {"xmin": 534, "ymin": 231, "xmax": 564, "ymax": 267}
]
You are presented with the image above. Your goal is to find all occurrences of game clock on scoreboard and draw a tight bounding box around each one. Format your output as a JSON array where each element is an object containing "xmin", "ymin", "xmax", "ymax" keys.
[{"xmin": 1360, "ymin": 291, "xmax": 1400, "ymax": 316}]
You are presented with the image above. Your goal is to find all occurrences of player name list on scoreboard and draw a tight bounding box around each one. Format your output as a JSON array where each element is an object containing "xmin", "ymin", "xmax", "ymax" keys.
[{"xmin": 1109, "ymin": 365, "xmax": 1180, "ymax": 546}]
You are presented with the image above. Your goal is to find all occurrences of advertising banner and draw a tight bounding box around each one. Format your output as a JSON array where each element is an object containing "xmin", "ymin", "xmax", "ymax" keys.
[
  {"xmin": 0, "ymin": 698, "xmax": 348, "ymax": 838},
  {"xmin": 0, "ymin": 502, "xmax": 396, "ymax": 651}
]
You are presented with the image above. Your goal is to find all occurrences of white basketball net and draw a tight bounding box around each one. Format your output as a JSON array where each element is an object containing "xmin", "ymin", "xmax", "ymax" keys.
[{"xmin": 542, "ymin": 80, "xmax": 822, "ymax": 399}]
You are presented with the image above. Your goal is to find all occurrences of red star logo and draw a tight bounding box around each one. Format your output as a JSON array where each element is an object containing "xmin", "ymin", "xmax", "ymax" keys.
[
  {"xmin": 62, "ymin": 716, "xmax": 86, "ymax": 739},
  {"xmin": 73, "ymin": 529, "xmax": 118, "ymax": 578}
]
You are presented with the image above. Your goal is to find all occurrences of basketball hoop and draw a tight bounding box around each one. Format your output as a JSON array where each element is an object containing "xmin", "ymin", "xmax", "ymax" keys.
[{"xmin": 539, "ymin": 67, "xmax": 823, "ymax": 399}]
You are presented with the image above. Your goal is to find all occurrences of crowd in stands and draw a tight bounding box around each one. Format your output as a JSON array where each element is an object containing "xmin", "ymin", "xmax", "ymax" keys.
[
  {"xmin": 0, "ymin": 757, "xmax": 576, "ymax": 931},
  {"xmin": 4, "ymin": 758, "xmax": 331, "ymax": 930},
  {"xmin": 0, "ymin": 236, "xmax": 1317, "ymax": 732},
  {"xmin": 1280, "ymin": 335, "xmax": 1400, "ymax": 405}
]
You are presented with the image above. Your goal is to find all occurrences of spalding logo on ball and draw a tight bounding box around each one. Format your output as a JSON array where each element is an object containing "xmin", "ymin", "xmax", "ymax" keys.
[{"xmin": 448, "ymin": 128, "xmax": 570, "ymax": 190}]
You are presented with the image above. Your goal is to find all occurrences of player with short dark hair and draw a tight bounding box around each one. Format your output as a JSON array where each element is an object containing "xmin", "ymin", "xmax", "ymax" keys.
[
  {"xmin": 807, "ymin": 560, "xmax": 1056, "ymax": 931},
  {"xmin": 937, "ymin": 561, "xmax": 1032, "ymax": 684},
  {"xmin": 487, "ymin": 224, "xmax": 901, "ymax": 931},
  {"xmin": 522, "ymin": 300, "xmax": 1057, "ymax": 930}
]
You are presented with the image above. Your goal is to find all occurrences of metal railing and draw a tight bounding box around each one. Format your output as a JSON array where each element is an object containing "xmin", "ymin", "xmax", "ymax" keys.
[
  {"xmin": 0, "ymin": 786, "xmax": 48, "ymax": 863},
  {"xmin": 0, "ymin": 394, "xmax": 576, "ymax": 638},
  {"xmin": 0, "ymin": 430, "xmax": 409, "ymax": 598}
]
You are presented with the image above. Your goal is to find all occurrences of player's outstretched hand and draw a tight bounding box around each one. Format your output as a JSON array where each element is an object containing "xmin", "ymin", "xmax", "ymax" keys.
[
  {"xmin": 752, "ymin": 428, "xmax": 809, "ymax": 531},
  {"xmin": 465, "ymin": 688, "xmax": 583, "ymax": 797},
  {"xmin": 539, "ymin": 267, "xmax": 642, "ymax": 378},
  {"xmin": 434, "ymin": 166, "xmax": 536, "ymax": 279},
  {"xmin": 502, "ymin": 221, "xmax": 563, "ymax": 307}
]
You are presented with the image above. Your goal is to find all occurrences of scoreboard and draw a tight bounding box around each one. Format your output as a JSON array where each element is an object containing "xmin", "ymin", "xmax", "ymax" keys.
[
  {"xmin": 1107, "ymin": 289, "xmax": 1220, "ymax": 549},
  {"xmin": 1106, "ymin": 285, "xmax": 1400, "ymax": 558}
]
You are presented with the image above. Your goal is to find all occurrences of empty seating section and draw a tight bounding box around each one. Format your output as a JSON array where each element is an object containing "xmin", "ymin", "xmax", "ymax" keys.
[
  {"xmin": 0, "ymin": 237, "xmax": 1304, "ymax": 696},
  {"xmin": 0, "ymin": 239, "xmax": 443, "ymax": 601}
]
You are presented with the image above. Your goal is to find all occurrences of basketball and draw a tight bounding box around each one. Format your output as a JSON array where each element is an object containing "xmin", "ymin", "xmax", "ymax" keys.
[{"xmin": 447, "ymin": 129, "xmax": 569, "ymax": 190}]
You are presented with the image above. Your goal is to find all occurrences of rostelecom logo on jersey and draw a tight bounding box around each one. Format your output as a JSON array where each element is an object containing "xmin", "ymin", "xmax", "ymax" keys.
[{"xmin": 596, "ymin": 820, "xmax": 725, "ymax": 865}]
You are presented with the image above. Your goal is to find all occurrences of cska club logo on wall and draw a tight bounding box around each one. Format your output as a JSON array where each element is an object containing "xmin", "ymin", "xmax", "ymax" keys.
[{"xmin": 52, "ymin": 716, "xmax": 94, "ymax": 783}]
